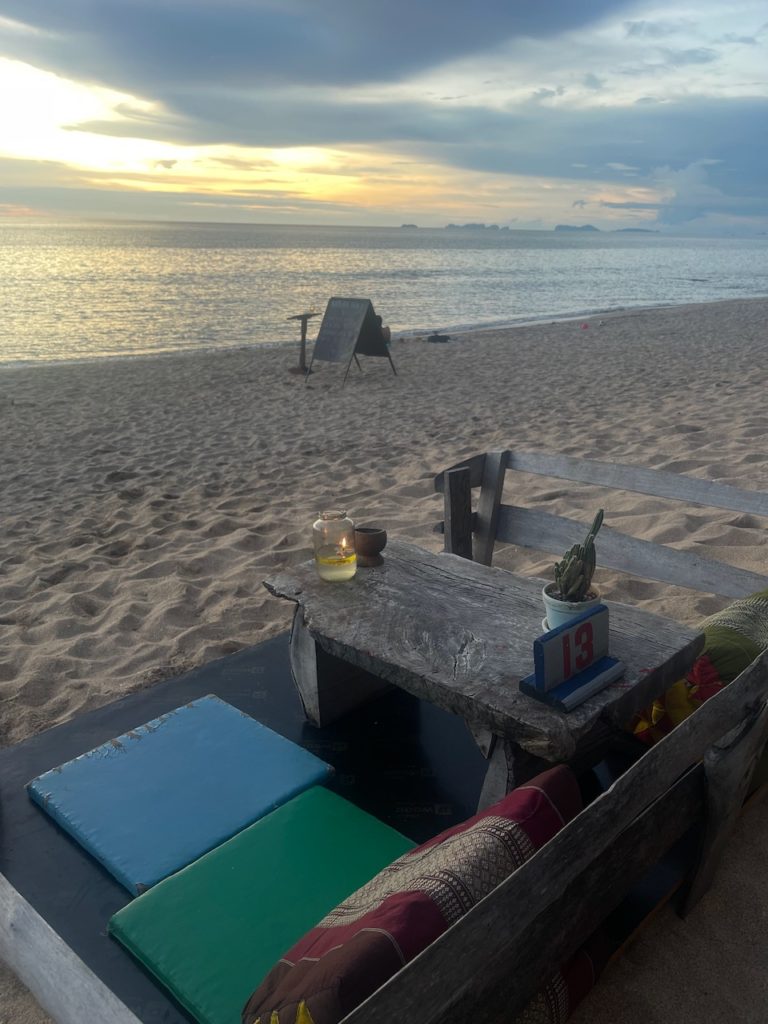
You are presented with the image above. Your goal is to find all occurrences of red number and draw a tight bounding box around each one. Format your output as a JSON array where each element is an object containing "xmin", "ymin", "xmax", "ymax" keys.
[
  {"xmin": 561, "ymin": 634, "xmax": 571, "ymax": 678},
  {"xmin": 574, "ymin": 622, "xmax": 594, "ymax": 670}
]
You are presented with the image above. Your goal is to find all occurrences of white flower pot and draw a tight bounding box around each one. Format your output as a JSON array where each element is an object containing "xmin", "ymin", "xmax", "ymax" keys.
[{"xmin": 542, "ymin": 582, "xmax": 601, "ymax": 630}]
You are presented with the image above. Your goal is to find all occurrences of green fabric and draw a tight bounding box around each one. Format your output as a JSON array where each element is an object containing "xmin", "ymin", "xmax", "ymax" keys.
[
  {"xmin": 698, "ymin": 586, "xmax": 768, "ymax": 677},
  {"xmin": 109, "ymin": 787, "xmax": 414, "ymax": 1024},
  {"xmin": 634, "ymin": 587, "xmax": 768, "ymax": 743}
]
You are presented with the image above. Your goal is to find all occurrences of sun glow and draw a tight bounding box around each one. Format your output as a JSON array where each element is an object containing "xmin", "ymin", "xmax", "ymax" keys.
[
  {"xmin": 0, "ymin": 57, "xmax": 669, "ymax": 226},
  {"xmin": 0, "ymin": 59, "xmax": 392, "ymax": 210},
  {"xmin": 0, "ymin": 59, "xmax": 163, "ymax": 164}
]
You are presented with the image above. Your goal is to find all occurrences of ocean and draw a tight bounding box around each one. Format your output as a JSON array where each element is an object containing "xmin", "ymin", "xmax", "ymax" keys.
[{"xmin": 1, "ymin": 222, "xmax": 766, "ymax": 365}]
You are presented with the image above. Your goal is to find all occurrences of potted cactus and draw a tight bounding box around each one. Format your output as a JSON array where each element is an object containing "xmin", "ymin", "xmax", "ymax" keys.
[{"xmin": 542, "ymin": 510, "xmax": 604, "ymax": 629}]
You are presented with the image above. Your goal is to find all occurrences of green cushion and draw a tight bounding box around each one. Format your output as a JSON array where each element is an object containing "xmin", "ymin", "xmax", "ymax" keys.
[
  {"xmin": 109, "ymin": 786, "xmax": 414, "ymax": 1024},
  {"xmin": 699, "ymin": 588, "xmax": 768, "ymax": 676}
]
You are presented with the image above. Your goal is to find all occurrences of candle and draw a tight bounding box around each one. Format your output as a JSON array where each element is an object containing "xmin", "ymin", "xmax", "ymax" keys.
[{"xmin": 313, "ymin": 511, "xmax": 357, "ymax": 581}]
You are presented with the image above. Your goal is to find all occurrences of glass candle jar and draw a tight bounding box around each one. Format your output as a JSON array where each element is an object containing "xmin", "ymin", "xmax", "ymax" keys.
[{"xmin": 313, "ymin": 510, "xmax": 357, "ymax": 581}]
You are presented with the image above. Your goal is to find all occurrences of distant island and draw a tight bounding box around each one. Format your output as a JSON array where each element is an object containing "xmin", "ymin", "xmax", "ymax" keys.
[
  {"xmin": 554, "ymin": 224, "xmax": 599, "ymax": 232},
  {"xmin": 554, "ymin": 224, "xmax": 661, "ymax": 234},
  {"xmin": 445, "ymin": 223, "xmax": 511, "ymax": 231},
  {"xmin": 400, "ymin": 223, "xmax": 418, "ymax": 229}
]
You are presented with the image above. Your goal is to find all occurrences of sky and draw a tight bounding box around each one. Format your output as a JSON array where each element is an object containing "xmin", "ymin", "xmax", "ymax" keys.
[{"xmin": 0, "ymin": 0, "xmax": 766, "ymax": 231}]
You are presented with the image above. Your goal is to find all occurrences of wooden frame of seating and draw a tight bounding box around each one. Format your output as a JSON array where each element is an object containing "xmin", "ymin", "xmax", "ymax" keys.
[
  {"xmin": 363, "ymin": 449, "xmax": 768, "ymax": 1024},
  {"xmin": 344, "ymin": 648, "xmax": 768, "ymax": 1023},
  {"xmin": 436, "ymin": 449, "xmax": 768, "ymax": 590}
]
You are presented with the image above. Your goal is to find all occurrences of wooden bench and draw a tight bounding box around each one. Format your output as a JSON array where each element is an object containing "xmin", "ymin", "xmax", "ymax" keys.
[
  {"xmin": 266, "ymin": 451, "xmax": 768, "ymax": 1022},
  {"xmin": 435, "ymin": 449, "xmax": 768, "ymax": 592},
  {"xmin": 331, "ymin": 449, "xmax": 768, "ymax": 1023},
  {"xmin": 345, "ymin": 647, "xmax": 768, "ymax": 1023}
]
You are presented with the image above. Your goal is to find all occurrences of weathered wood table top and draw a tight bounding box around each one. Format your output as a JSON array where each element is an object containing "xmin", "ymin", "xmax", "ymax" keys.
[{"xmin": 265, "ymin": 541, "xmax": 704, "ymax": 762}]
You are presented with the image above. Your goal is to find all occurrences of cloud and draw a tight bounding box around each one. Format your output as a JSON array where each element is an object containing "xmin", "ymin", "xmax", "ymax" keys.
[
  {"xmin": 600, "ymin": 157, "xmax": 768, "ymax": 226},
  {"xmin": 58, "ymin": 73, "xmax": 767, "ymax": 228},
  {"xmin": 0, "ymin": 0, "xmax": 636, "ymax": 95},
  {"xmin": 583, "ymin": 73, "xmax": 604, "ymax": 90},
  {"xmin": 531, "ymin": 85, "xmax": 566, "ymax": 100},
  {"xmin": 624, "ymin": 19, "xmax": 696, "ymax": 39},
  {"xmin": 659, "ymin": 47, "xmax": 719, "ymax": 66},
  {"xmin": 1, "ymin": 0, "xmax": 766, "ymax": 231},
  {"xmin": 720, "ymin": 32, "xmax": 761, "ymax": 44}
]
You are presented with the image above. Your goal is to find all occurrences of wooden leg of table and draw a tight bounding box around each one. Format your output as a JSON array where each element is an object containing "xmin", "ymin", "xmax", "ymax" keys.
[
  {"xmin": 469, "ymin": 726, "xmax": 550, "ymax": 811},
  {"xmin": 288, "ymin": 607, "xmax": 392, "ymax": 727},
  {"xmin": 681, "ymin": 702, "xmax": 768, "ymax": 916}
]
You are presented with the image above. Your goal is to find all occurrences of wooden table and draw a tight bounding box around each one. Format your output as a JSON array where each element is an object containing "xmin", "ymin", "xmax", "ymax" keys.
[{"xmin": 265, "ymin": 541, "xmax": 703, "ymax": 806}]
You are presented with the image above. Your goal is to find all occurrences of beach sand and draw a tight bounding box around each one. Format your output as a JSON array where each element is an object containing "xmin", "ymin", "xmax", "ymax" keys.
[{"xmin": 1, "ymin": 296, "xmax": 767, "ymax": 1021}]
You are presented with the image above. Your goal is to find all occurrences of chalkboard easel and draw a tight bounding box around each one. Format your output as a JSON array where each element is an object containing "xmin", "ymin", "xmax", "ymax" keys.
[{"xmin": 306, "ymin": 298, "xmax": 397, "ymax": 384}]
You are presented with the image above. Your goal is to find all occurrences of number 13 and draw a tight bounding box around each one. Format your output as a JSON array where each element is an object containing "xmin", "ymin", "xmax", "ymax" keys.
[{"xmin": 561, "ymin": 621, "xmax": 595, "ymax": 677}]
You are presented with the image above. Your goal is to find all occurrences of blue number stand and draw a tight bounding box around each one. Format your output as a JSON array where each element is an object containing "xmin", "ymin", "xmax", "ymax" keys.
[{"xmin": 520, "ymin": 605, "xmax": 624, "ymax": 712}]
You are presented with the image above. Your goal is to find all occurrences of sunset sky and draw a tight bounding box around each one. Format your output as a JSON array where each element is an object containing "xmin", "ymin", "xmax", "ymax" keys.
[{"xmin": 0, "ymin": 0, "xmax": 766, "ymax": 231}]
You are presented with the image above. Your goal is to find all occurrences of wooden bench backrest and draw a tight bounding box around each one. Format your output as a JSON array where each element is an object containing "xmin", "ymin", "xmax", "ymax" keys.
[
  {"xmin": 435, "ymin": 450, "xmax": 768, "ymax": 598},
  {"xmin": 343, "ymin": 647, "xmax": 768, "ymax": 1024}
]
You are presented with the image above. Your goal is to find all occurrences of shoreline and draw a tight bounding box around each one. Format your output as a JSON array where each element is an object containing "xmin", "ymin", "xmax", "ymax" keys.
[
  {"xmin": 1, "ymin": 293, "xmax": 766, "ymax": 372},
  {"xmin": 2, "ymin": 294, "xmax": 768, "ymax": 1023}
]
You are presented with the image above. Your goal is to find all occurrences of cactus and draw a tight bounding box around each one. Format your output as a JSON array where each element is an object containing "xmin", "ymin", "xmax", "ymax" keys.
[{"xmin": 552, "ymin": 509, "xmax": 604, "ymax": 602}]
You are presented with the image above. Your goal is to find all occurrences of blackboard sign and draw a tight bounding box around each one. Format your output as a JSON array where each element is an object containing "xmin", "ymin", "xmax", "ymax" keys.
[
  {"xmin": 307, "ymin": 297, "xmax": 397, "ymax": 383},
  {"xmin": 312, "ymin": 298, "xmax": 372, "ymax": 364}
]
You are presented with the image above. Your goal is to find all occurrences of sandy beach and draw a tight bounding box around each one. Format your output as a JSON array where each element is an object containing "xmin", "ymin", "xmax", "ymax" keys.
[{"xmin": 2, "ymin": 296, "xmax": 767, "ymax": 1022}]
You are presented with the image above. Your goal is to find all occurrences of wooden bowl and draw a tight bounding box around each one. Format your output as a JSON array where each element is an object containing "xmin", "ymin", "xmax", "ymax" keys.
[{"xmin": 354, "ymin": 526, "xmax": 387, "ymax": 567}]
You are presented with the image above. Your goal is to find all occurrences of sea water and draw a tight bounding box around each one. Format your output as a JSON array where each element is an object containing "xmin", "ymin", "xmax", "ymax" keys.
[{"xmin": 1, "ymin": 222, "xmax": 766, "ymax": 365}]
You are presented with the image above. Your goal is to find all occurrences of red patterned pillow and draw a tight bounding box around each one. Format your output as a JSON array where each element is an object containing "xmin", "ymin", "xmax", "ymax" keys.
[{"xmin": 242, "ymin": 766, "xmax": 584, "ymax": 1024}]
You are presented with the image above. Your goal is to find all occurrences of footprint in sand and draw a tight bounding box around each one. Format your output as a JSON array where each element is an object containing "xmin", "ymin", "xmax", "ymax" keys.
[
  {"xmin": 233, "ymin": 531, "xmax": 269, "ymax": 553},
  {"xmin": 68, "ymin": 593, "xmax": 101, "ymax": 618},
  {"xmin": 0, "ymin": 661, "xmax": 18, "ymax": 682},
  {"xmin": 204, "ymin": 519, "xmax": 241, "ymax": 538},
  {"xmin": 37, "ymin": 561, "xmax": 84, "ymax": 586},
  {"xmin": 95, "ymin": 540, "xmax": 131, "ymax": 558},
  {"xmin": 105, "ymin": 469, "xmax": 137, "ymax": 483},
  {"xmin": 727, "ymin": 514, "xmax": 764, "ymax": 530}
]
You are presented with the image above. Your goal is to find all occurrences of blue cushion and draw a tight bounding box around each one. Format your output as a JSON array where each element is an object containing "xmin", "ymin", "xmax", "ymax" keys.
[{"xmin": 27, "ymin": 695, "xmax": 333, "ymax": 893}]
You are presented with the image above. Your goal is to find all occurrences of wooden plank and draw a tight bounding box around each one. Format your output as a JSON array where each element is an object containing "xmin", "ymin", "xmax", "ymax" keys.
[
  {"xmin": 433, "ymin": 453, "xmax": 486, "ymax": 493},
  {"xmin": 474, "ymin": 450, "xmax": 508, "ymax": 565},
  {"xmin": 433, "ymin": 511, "xmax": 478, "ymax": 536},
  {"xmin": 0, "ymin": 873, "xmax": 142, "ymax": 1024},
  {"xmin": 496, "ymin": 504, "xmax": 767, "ymax": 598},
  {"xmin": 288, "ymin": 608, "xmax": 392, "ymax": 727},
  {"xmin": 266, "ymin": 542, "xmax": 702, "ymax": 762},
  {"xmin": 466, "ymin": 722, "xmax": 495, "ymax": 758},
  {"xmin": 443, "ymin": 467, "xmax": 473, "ymax": 559},
  {"xmin": 507, "ymin": 451, "xmax": 768, "ymax": 517},
  {"xmin": 340, "ymin": 647, "xmax": 768, "ymax": 1024},
  {"xmin": 476, "ymin": 736, "xmax": 549, "ymax": 809},
  {"xmin": 288, "ymin": 606, "xmax": 323, "ymax": 725},
  {"xmin": 681, "ymin": 701, "xmax": 768, "ymax": 914}
]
